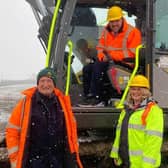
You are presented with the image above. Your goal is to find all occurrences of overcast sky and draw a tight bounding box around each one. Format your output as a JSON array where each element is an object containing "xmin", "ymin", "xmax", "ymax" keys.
[{"xmin": 0, "ymin": 0, "xmax": 45, "ymax": 80}]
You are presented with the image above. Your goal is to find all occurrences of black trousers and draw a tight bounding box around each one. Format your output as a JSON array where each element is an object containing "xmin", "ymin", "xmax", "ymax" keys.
[
  {"xmin": 90, "ymin": 61, "xmax": 109, "ymax": 99},
  {"xmin": 24, "ymin": 151, "xmax": 77, "ymax": 168},
  {"xmin": 83, "ymin": 63, "xmax": 94, "ymax": 96}
]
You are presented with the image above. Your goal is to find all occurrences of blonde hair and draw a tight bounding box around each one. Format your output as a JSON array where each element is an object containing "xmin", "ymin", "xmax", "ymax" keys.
[{"xmin": 126, "ymin": 87, "xmax": 151, "ymax": 108}]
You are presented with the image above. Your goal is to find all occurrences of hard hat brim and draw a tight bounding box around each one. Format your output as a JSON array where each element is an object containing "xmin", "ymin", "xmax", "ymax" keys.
[
  {"xmin": 130, "ymin": 83, "xmax": 150, "ymax": 89},
  {"xmin": 107, "ymin": 15, "xmax": 123, "ymax": 22}
]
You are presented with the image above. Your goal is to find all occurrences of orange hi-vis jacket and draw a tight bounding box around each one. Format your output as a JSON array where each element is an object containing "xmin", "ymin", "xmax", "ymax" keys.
[
  {"xmin": 6, "ymin": 87, "xmax": 83, "ymax": 168},
  {"xmin": 97, "ymin": 19, "xmax": 142, "ymax": 62}
]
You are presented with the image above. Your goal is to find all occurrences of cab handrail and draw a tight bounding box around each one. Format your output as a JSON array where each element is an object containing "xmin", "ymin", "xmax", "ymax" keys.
[
  {"xmin": 65, "ymin": 40, "xmax": 73, "ymax": 96},
  {"xmin": 45, "ymin": 0, "xmax": 61, "ymax": 67},
  {"xmin": 117, "ymin": 44, "xmax": 145, "ymax": 109}
]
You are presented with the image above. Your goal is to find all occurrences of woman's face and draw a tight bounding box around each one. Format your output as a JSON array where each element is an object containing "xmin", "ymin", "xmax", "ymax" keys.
[
  {"xmin": 130, "ymin": 87, "xmax": 143, "ymax": 104},
  {"xmin": 37, "ymin": 76, "xmax": 55, "ymax": 96}
]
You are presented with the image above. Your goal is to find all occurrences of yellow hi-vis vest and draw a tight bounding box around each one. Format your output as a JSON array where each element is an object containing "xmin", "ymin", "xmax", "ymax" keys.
[{"xmin": 110, "ymin": 102, "xmax": 163, "ymax": 168}]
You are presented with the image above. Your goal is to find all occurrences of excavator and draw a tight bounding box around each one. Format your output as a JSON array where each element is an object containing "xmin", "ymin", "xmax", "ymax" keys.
[
  {"xmin": 2, "ymin": 0, "xmax": 167, "ymax": 167},
  {"xmin": 24, "ymin": 0, "xmax": 168, "ymax": 166}
]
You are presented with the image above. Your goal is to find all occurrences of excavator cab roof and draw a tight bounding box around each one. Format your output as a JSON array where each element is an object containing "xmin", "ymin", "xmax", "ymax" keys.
[{"xmin": 26, "ymin": 0, "xmax": 146, "ymax": 17}]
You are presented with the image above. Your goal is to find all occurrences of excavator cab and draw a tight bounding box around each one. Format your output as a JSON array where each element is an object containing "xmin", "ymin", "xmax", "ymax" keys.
[
  {"xmin": 25, "ymin": 0, "xmax": 168, "ymax": 166},
  {"xmin": 26, "ymin": 0, "xmax": 146, "ymax": 105}
]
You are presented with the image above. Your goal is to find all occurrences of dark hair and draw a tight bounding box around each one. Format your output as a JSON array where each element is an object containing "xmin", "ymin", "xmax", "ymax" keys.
[{"xmin": 76, "ymin": 39, "xmax": 88, "ymax": 50}]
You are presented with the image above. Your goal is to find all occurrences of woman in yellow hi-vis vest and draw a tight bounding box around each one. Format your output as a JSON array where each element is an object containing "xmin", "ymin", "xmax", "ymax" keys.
[{"xmin": 110, "ymin": 75, "xmax": 163, "ymax": 168}]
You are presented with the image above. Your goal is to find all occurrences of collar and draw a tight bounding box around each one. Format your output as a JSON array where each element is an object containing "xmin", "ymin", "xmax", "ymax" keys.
[
  {"xmin": 124, "ymin": 97, "xmax": 156, "ymax": 111},
  {"xmin": 139, "ymin": 97, "xmax": 156, "ymax": 109},
  {"xmin": 35, "ymin": 90, "xmax": 56, "ymax": 103}
]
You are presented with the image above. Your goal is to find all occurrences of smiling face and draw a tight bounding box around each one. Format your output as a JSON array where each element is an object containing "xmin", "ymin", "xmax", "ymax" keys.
[
  {"xmin": 37, "ymin": 76, "xmax": 55, "ymax": 96},
  {"xmin": 130, "ymin": 86, "xmax": 143, "ymax": 105},
  {"xmin": 108, "ymin": 18, "xmax": 123, "ymax": 34}
]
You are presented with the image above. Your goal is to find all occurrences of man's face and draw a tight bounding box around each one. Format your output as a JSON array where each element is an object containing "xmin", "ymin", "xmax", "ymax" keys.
[
  {"xmin": 108, "ymin": 18, "xmax": 123, "ymax": 34},
  {"xmin": 37, "ymin": 76, "xmax": 55, "ymax": 96}
]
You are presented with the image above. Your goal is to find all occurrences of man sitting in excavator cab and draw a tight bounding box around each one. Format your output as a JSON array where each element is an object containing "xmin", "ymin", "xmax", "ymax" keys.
[{"xmin": 83, "ymin": 5, "xmax": 142, "ymax": 107}]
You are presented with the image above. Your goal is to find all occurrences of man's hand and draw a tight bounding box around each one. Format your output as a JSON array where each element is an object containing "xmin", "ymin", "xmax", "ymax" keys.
[
  {"xmin": 102, "ymin": 49, "xmax": 109, "ymax": 62},
  {"xmin": 114, "ymin": 158, "xmax": 118, "ymax": 165},
  {"xmin": 103, "ymin": 56, "xmax": 108, "ymax": 62},
  {"xmin": 85, "ymin": 58, "xmax": 94, "ymax": 63}
]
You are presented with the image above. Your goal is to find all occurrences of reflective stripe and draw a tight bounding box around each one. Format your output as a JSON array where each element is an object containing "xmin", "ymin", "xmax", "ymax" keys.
[
  {"xmin": 97, "ymin": 44, "xmax": 106, "ymax": 50},
  {"xmin": 8, "ymin": 146, "xmax": 19, "ymax": 155},
  {"xmin": 107, "ymin": 46, "xmax": 123, "ymax": 51},
  {"xmin": 129, "ymin": 48, "xmax": 136, "ymax": 53},
  {"xmin": 112, "ymin": 147, "xmax": 156, "ymax": 164},
  {"xmin": 97, "ymin": 43, "xmax": 123, "ymax": 51},
  {"xmin": 116, "ymin": 124, "xmax": 121, "ymax": 130},
  {"xmin": 146, "ymin": 130, "xmax": 163, "ymax": 138},
  {"xmin": 20, "ymin": 97, "xmax": 26, "ymax": 127},
  {"xmin": 112, "ymin": 147, "xmax": 143, "ymax": 156},
  {"xmin": 128, "ymin": 123, "xmax": 145, "ymax": 130},
  {"xmin": 112, "ymin": 146, "xmax": 119, "ymax": 153},
  {"xmin": 128, "ymin": 124, "xmax": 163, "ymax": 137},
  {"xmin": 11, "ymin": 161, "xmax": 16, "ymax": 168},
  {"xmin": 118, "ymin": 123, "xmax": 162, "ymax": 137},
  {"xmin": 98, "ymin": 44, "xmax": 135, "ymax": 52},
  {"xmin": 97, "ymin": 48, "xmax": 104, "ymax": 53},
  {"xmin": 122, "ymin": 25, "xmax": 133, "ymax": 58},
  {"xmin": 104, "ymin": 28, "xmax": 107, "ymax": 46},
  {"xmin": 129, "ymin": 150, "xmax": 142, "ymax": 156},
  {"xmin": 102, "ymin": 25, "xmax": 136, "ymax": 58},
  {"xmin": 6, "ymin": 122, "xmax": 21, "ymax": 131},
  {"xmin": 143, "ymin": 156, "xmax": 156, "ymax": 165}
]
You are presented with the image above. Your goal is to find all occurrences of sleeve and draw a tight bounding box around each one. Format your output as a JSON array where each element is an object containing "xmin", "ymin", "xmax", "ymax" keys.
[
  {"xmin": 127, "ymin": 27, "xmax": 142, "ymax": 56},
  {"xmin": 142, "ymin": 105, "xmax": 164, "ymax": 168},
  {"xmin": 110, "ymin": 110, "xmax": 125, "ymax": 165},
  {"xmin": 5, "ymin": 99, "xmax": 24, "ymax": 164}
]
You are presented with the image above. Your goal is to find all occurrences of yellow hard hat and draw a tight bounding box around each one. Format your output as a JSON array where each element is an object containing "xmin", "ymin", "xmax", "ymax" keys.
[
  {"xmin": 130, "ymin": 75, "xmax": 150, "ymax": 89},
  {"xmin": 107, "ymin": 6, "xmax": 123, "ymax": 21}
]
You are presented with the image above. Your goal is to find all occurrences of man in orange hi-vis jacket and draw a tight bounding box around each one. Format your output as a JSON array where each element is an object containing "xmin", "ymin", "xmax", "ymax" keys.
[
  {"xmin": 89, "ymin": 6, "xmax": 142, "ymax": 106},
  {"xmin": 6, "ymin": 67, "xmax": 83, "ymax": 168}
]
